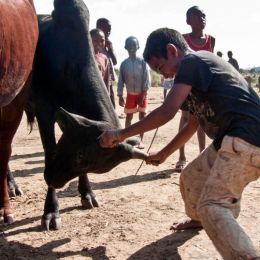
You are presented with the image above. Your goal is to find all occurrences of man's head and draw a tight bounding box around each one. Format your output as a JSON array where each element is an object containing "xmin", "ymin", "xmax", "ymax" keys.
[
  {"xmin": 217, "ymin": 51, "xmax": 223, "ymax": 57},
  {"xmin": 227, "ymin": 51, "xmax": 233, "ymax": 58},
  {"xmin": 143, "ymin": 28, "xmax": 189, "ymax": 79},
  {"xmin": 125, "ymin": 36, "xmax": 139, "ymax": 57},
  {"xmin": 90, "ymin": 28, "xmax": 105, "ymax": 53},
  {"xmin": 96, "ymin": 18, "xmax": 111, "ymax": 39},
  {"xmin": 186, "ymin": 6, "xmax": 206, "ymax": 30}
]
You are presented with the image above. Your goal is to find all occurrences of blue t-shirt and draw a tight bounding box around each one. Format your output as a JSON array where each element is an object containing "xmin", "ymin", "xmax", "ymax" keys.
[{"xmin": 175, "ymin": 51, "xmax": 260, "ymax": 149}]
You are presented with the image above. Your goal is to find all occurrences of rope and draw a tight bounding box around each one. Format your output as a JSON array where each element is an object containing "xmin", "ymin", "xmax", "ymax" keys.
[{"xmin": 134, "ymin": 127, "xmax": 159, "ymax": 176}]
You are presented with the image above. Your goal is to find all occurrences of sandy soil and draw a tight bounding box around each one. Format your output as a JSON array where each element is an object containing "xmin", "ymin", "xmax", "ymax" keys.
[{"xmin": 1, "ymin": 86, "xmax": 259, "ymax": 259}]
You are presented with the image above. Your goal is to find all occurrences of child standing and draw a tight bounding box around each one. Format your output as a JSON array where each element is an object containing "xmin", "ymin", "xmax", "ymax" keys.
[
  {"xmin": 162, "ymin": 77, "xmax": 174, "ymax": 100},
  {"xmin": 117, "ymin": 36, "xmax": 151, "ymax": 149},
  {"xmin": 100, "ymin": 27, "xmax": 260, "ymax": 260},
  {"xmin": 176, "ymin": 6, "xmax": 215, "ymax": 172},
  {"xmin": 90, "ymin": 29, "xmax": 110, "ymax": 93},
  {"xmin": 96, "ymin": 18, "xmax": 117, "ymax": 108}
]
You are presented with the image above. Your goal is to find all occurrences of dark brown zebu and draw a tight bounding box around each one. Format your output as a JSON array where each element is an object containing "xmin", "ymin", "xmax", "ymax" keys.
[
  {"xmin": 28, "ymin": 0, "xmax": 147, "ymax": 230},
  {"xmin": 0, "ymin": 0, "xmax": 38, "ymax": 223}
]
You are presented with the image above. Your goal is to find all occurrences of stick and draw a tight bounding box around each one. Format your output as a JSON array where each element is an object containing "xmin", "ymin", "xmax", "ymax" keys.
[{"xmin": 134, "ymin": 127, "xmax": 159, "ymax": 176}]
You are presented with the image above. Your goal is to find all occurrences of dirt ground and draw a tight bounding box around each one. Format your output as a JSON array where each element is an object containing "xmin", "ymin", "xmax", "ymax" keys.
[{"xmin": 1, "ymin": 86, "xmax": 259, "ymax": 259}]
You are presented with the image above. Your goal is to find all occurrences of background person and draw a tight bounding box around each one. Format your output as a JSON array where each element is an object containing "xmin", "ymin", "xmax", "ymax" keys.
[
  {"xmin": 227, "ymin": 50, "xmax": 239, "ymax": 71},
  {"xmin": 90, "ymin": 28, "xmax": 110, "ymax": 92},
  {"xmin": 176, "ymin": 5, "xmax": 216, "ymax": 172},
  {"xmin": 216, "ymin": 51, "xmax": 223, "ymax": 57},
  {"xmin": 117, "ymin": 36, "xmax": 151, "ymax": 149},
  {"xmin": 96, "ymin": 18, "xmax": 117, "ymax": 108},
  {"xmin": 162, "ymin": 77, "xmax": 174, "ymax": 100}
]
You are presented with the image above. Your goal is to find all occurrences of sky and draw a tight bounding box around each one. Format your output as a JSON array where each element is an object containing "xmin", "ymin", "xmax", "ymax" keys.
[{"xmin": 34, "ymin": 0, "xmax": 260, "ymax": 69}]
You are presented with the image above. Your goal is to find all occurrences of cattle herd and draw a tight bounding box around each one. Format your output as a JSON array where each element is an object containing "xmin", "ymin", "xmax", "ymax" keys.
[{"xmin": 0, "ymin": 0, "xmax": 147, "ymax": 230}]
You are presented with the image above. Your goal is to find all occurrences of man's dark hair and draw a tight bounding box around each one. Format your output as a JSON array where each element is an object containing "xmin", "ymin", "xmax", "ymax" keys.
[
  {"xmin": 90, "ymin": 28, "xmax": 103, "ymax": 38},
  {"xmin": 186, "ymin": 6, "xmax": 200, "ymax": 18},
  {"xmin": 143, "ymin": 28, "xmax": 189, "ymax": 63},
  {"xmin": 96, "ymin": 18, "xmax": 110, "ymax": 27}
]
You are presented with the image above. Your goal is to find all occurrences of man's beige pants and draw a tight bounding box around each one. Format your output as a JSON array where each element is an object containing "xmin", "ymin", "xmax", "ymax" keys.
[{"xmin": 180, "ymin": 136, "xmax": 260, "ymax": 260}]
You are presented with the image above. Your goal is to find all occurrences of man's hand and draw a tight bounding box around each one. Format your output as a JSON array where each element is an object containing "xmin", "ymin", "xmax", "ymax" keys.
[
  {"xmin": 145, "ymin": 151, "xmax": 167, "ymax": 166},
  {"xmin": 99, "ymin": 129, "xmax": 122, "ymax": 148},
  {"xmin": 105, "ymin": 39, "xmax": 113, "ymax": 51},
  {"xmin": 119, "ymin": 96, "xmax": 125, "ymax": 107}
]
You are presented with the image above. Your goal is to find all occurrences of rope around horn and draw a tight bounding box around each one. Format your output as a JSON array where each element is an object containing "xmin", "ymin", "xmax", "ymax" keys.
[{"xmin": 134, "ymin": 127, "xmax": 159, "ymax": 176}]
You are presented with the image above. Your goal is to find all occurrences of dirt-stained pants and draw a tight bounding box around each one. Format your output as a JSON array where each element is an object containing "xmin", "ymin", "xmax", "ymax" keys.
[{"xmin": 180, "ymin": 136, "xmax": 260, "ymax": 260}]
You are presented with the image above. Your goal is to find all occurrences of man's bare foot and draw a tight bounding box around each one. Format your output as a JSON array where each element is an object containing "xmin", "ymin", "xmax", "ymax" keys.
[{"xmin": 170, "ymin": 217, "xmax": 202, "ymax": 231}]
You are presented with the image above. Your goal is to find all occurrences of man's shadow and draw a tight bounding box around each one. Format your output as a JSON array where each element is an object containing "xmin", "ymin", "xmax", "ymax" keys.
[{"xmin": 127, "ymin": 229, "xmax": 200, "ymax": 260}]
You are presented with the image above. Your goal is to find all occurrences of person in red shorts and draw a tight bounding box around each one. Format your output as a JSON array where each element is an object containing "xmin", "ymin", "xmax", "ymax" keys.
[{"xmin": 117, "ymin": 36, "xmax": 151, "ymax": 149}]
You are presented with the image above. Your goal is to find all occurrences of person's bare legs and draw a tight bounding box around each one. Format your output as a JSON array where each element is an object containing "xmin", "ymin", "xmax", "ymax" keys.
[
  {"xmin": 171, "ymin": 217, "xmax": 202, "ymax": 230},
  {"xmin": 197, "ymin": 125, "xmax": 206, "ymax": 152},
  {"xmin": 125, "ymin": 113, "xmax": 133, "ymax": 128},
  {"xmin": 137, "ymin": 111, "xmax": 146, "ymax": 149},
  {"xmin": 176, "ymin": 110, "xmax": 189, "ymax": 171},
  {"xmin": 163, "ymin": 89, "xmax": 167, "ymax": 100}
]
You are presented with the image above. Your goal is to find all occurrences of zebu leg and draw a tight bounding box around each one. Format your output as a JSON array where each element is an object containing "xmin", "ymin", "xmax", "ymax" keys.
[
  {"xmin": 41, "ymin": 187, "xmax": 61, "ymax": 231},
  {"xmin": 0, "ymin": 90, "xmax": 25, "ymax": 223},
  {"xmin": 7, "ymin": 166, "xmax": 23, "ymax": 198},
  {"xmin": 35, "ymin": 103, "xmax": 61, "ymax": 230},
  {"xmin": 78, "ymin": 174, "xmax": 99, "ymax": 209}
]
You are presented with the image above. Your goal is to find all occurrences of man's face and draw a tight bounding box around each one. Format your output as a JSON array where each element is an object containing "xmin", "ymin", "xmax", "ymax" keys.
[
  {"xmin": 125, "ymin": 39, "xmax": 139, "ymax": 55},
  {"xmin": 187, "ymin": 9, "xmax": 206, "ymax": 30},
  {"xmin": 99, "ymin": 22, "xmax": 111, "ymax": 38},
  {"xmin": 148, "ymin": 56, "xmax": 175, "ymax": 79},
  {"xmin": 92, "ymin": 33, "xmax": 106, "ymax": 53},
  {"xmin": 148, "ymin": 47, "xmax": 179, "ymax": 79}
]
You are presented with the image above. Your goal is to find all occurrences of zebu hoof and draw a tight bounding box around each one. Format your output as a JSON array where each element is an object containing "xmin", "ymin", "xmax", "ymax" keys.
[
  {"xmin": 41, "ymin": 213, "xmax": 62, "ymax": 231},
  {"xmin": 15, "ymin": 187, "xmax": 23, "ymax": 196},
  {"xmin": 4, "ymin": 214, "xmax": 14, "ymax": 224},
  {"xmin": 9, "ymin": 187, "xmax": 23, "ymax": 198},
  {"xmin": 81, "ymin": 194, "xmax": 100, "ymax": 209},
  {"xmin": 0, "ymin": 209, "xmax": 14, "ymax": 224}
]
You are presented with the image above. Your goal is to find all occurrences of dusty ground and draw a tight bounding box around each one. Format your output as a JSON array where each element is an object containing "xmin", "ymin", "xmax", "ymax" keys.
[{"xmin": 1, "ymin": 86, "xmax": 259, "ymax": 259}]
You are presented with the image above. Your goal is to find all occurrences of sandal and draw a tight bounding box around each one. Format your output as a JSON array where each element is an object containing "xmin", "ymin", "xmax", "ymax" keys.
[{"xmin": 174, "ymin": 160, "xmax": 186, "ymax": 172}]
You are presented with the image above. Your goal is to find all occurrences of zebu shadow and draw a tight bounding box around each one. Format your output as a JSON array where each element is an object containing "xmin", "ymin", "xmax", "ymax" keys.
[
  {"xmin": 10, "ymin": 166, "xmax": 44, "ymax": 177},
  {"xmin": 25, "ymin": 159, "xmax": 44, "ymax": 165},
  {"xmin": 127, "ymin": 229, "xmax": 200, "ymax": 260},
  {"xmin": 1, "ymin": 206, "xmax": 83, "ymax": 235},
  {"xmin": 0, "ymin": 236, "xmax": 93, "ymax": 259},
  {"xmin": 57, "ymin": 168, "xmax": 179, "ymax": 198},
  {"xmin": 10, "ymin": 152, "xmax": 44, "ymax": 160}
]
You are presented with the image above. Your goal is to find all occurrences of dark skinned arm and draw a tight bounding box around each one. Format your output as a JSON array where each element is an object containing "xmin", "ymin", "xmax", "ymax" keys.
[
  {"xmin": 99, "ymin": 83, "xmax": 192, "ymax": 147},
  {"xmin": 146, "ymin": 114, "xmax": 199, "ymax": 165}
]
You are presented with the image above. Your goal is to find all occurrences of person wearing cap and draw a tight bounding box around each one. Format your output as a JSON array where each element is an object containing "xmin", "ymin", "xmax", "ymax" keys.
[{"xmin": 117, "ymin": 36, "xmax": 151, "ymax": 149}]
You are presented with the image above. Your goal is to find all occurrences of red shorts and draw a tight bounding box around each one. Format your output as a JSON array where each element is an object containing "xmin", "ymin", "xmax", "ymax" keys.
[{"xmin": 124, "ymin": 92, "xmax": 148, "ymax": 114}]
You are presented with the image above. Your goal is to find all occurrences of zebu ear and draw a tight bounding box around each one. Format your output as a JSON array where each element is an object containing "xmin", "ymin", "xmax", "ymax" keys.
[
  {"xmin": 55, "ymin": 107, "xmax": 81, "ymax": 133},
  {"xmin": 55, "ymin": 107, "xmax": 110, "ymax": 133}
]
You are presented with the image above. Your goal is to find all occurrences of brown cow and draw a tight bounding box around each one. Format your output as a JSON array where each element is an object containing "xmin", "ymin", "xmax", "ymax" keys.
[{"xmin": 0, "ymin": 0, "xmax": 38, "ymax": 223}]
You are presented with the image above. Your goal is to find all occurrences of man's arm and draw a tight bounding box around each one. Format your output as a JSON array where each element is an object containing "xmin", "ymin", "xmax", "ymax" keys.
[
  {"xmin": 99, "ymin": 83, "xmax": 192, "ymax": 147},
  {"xmin": 146, "ymin": 114, "xmax": 199, "ymax": 165},
  {"xmin": 106, "ymin": 39, "xmax": 117, "ymax": 65},
  {"xmin": 211, "ymin": 36, "xmax": 216, "ymax": 52}
]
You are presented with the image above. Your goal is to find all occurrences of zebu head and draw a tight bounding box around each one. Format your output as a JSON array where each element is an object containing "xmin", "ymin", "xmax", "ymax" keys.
[{"xmin": 44, "ymin": 108, "xmax": 147, "ymax": 188}]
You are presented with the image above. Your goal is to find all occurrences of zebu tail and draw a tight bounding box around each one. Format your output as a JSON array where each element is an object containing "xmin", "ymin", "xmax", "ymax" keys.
[{"xmin": 24, "ymin": 100, "xmax": 35, "ymax": 133}]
